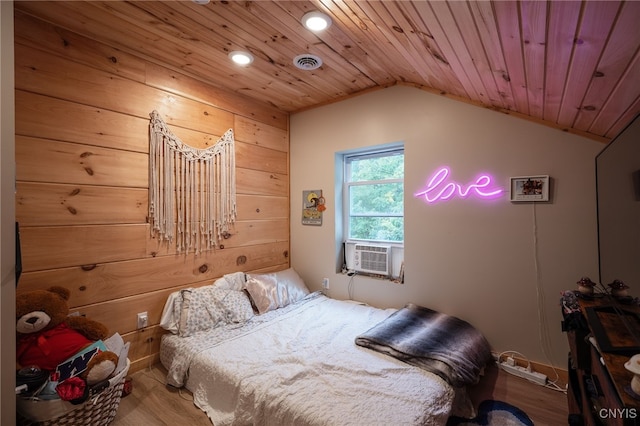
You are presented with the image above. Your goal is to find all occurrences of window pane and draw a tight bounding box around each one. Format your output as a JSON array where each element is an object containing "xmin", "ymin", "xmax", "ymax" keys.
[
  {"xmin": 349, "ymin": 217, "xmax": 404, "ymax": 241},
  {"xmin": 350, "ymin": 183, "xmax": 403, "ymax": 215},
  {"xmin": 349, "ymin": 153, "xmax": 404, "ymax": 182}
]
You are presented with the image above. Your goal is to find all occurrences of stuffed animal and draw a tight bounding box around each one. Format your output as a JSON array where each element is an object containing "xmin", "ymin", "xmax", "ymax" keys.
[{"xmin": 16, "ymin": 286, "xmax": 119, "ymax": 390}]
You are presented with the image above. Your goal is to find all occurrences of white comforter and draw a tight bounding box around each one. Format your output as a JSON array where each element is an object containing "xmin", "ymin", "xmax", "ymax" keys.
[{"xmin": 161, "ymin": 293, "xmax": 469, "ymax": 426}]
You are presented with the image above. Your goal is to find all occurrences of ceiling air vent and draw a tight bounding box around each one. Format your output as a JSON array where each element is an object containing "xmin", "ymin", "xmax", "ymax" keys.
[{"xmin": 294, "ymin": 54, "xmax": 323, "ymax": 70}]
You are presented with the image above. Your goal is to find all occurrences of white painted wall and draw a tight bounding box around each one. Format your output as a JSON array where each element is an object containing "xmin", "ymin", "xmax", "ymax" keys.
[{"xmin": 290, "ymin": 85, "xmax": 604, "ymax": 368}]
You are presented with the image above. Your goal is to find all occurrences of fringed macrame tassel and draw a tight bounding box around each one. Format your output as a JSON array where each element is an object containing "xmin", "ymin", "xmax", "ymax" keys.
[{"xmin": 148, "ymin": 110, "xmax": 237, "ymax": 255}]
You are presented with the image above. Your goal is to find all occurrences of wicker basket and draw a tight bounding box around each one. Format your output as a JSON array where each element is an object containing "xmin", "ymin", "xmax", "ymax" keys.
[{"xmin": 18, "ymin": 359, "xmax": 130, "ymax": 426}]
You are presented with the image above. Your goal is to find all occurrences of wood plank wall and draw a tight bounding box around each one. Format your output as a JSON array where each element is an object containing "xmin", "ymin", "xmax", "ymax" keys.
[{"xmin": 13, "ymin": 9, "xmax": 290, "ymax": 374}]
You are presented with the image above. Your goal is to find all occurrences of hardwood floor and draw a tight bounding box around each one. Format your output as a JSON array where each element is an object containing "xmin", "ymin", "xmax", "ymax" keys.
[
  {"xmin": 467, "ymin": 363, "xmax": 568, "ymax": 426},
  {"xmin": 110, "ymin": 365, "xmax": 210, "ymax": 426},
  {"xmin": 111, "ymin": 363, "xmax": 568, "ymax": 425}
]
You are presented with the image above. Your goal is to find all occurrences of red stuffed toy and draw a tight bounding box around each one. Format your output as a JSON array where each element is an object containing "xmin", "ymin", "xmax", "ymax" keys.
[{"xmin": 16, "ymin": 286, "xmax": 119, "ymax": 397}]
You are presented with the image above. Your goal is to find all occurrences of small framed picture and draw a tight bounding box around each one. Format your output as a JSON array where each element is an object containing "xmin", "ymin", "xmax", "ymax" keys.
[
  {"xmin": 302, "ymin": 190, "xmax": 323, "ymax": 225},
  {"xmin": 510, "ymin": 175, "xmax": 550, "ymax": 202}
]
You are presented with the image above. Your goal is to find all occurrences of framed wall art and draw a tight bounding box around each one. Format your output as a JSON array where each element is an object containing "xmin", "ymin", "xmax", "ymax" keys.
[
  {"xmin": 302, "ymin": 190, "xmax": 325, "ymax": 225},
  {"xmin": 510, "ymin": 175, "xmax": 550, "ymax": 202}
]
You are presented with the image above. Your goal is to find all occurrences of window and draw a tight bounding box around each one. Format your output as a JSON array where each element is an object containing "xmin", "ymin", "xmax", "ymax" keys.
[{"xmin": 344, "ymin": 147, "xmax": 404, "ymax": 244}]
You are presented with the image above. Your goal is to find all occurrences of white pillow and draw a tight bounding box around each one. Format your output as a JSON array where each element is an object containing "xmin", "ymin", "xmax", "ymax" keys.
[
  {"xmin": 178, "ymin": 287, "xmax": 224, "ymax": 337},
  {"xmin": 159, "ymin": 291, "xmax": 182, "ymax": 333},
  {"xmin": 178, "ymin": 286, "xmax": 254, "ymax": 337},
  {"xmin": 245, "ymin": 274, "xmax": 279, "ymax": 314},
  {"xmin": 213, "ymin": 272, "xmax": 247, "ymax": 291},
  {"xmin": 159, "ymin": 273, "xmax": 255, "ymax": 335},
  {"xmin": 245, "ymin": 268, "xmax": 310, "ymax": 314},
  {"xmin": 276, "ymin": 267, "xmax": 310, "ymax": 304},
  {"xmin": 216, "ymin": 289, "xmax": 254, "ymax": 323}
]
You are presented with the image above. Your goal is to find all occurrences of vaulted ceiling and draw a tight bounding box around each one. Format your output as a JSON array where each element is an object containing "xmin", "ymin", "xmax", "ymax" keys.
[{"xmin": 15, "ymin": 1, "xmax": 640, "ymax": 142}]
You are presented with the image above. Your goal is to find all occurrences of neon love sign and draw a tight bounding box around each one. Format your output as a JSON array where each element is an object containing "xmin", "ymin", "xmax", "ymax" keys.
[{"xmin": 414, "ymin": 167, "xmax": 503, "ymax": 203}]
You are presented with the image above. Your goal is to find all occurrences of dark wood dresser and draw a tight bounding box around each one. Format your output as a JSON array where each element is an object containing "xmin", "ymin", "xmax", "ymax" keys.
[{"xmin": 563, "ymin": 296, "xmax": 640, "ymax": 425}]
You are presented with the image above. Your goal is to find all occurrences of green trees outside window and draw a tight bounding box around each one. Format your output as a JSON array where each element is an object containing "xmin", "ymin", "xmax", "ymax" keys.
[{"xmin": 346, "ymin": 149, "xmax": 404, "ymax": 242}]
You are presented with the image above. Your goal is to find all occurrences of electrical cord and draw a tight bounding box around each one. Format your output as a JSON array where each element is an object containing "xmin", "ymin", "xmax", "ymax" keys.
[
  {"xmin": 347, "ymin": 271, "xmax": 357, "ymax": 299},
  {"xmin": 531, "ymin": 204, "xmax": 567, "ymax": 394}
]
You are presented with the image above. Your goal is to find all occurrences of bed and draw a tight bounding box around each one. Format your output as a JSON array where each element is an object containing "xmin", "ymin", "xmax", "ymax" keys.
[{"xmin": 160, "ymin": 268, "xmax": 491, "ymax": 426}]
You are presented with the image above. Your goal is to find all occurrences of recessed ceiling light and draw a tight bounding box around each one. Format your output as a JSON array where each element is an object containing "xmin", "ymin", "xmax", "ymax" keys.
[
  {"xmin": 228, "ymin": 51, "xmax": 254, "ymax": 66},
  {"xmin": 301, "ymin": 11, "xmax": 332, "ymax": 32},
  {"xmin": 192, "ymin": 0, "xmax": 210, "ymax": 4}
]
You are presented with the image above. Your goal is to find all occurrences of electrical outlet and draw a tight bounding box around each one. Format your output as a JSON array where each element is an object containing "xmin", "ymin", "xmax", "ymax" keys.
[
  {"xmin": 137, "ymin": 312, "xmax": 148, "ymax": 329},
  {"xmin": 322, "ymin": 278, "xmax": 330, "ymax": 289}
]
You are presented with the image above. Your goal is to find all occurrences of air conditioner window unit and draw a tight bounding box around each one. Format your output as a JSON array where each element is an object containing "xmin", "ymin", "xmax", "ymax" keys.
[{"xmin": 353, "ymin": 244, "xmax": 391, "ymax": 275}]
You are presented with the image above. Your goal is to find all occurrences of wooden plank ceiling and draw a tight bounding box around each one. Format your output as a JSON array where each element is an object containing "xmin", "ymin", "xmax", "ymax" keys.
[{"xmin": 15, "ymin": 0, "xmax": 640, "ymax": 142}]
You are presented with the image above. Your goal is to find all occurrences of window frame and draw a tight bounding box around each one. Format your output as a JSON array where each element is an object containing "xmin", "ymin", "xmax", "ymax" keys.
[{"xmin": 342, "ymin": 146, "xmax": 405, "ymax": 246}]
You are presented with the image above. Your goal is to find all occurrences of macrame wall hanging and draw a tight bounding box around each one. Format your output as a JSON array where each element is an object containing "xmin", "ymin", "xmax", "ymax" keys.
[{"xmin": 148, "ymin": 110, "xmax": 236, "ymax": 255}]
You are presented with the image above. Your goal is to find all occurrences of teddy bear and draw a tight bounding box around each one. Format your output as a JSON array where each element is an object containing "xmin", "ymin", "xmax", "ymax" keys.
[{"xmin": 16, "ymin": 286, "xmax": 119, "ymax": 396}]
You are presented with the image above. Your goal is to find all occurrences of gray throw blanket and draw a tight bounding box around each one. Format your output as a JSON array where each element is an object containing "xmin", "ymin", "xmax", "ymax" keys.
[{"xmin": 355, "ymin": 303, "xmax": 492, "ymax": 387}]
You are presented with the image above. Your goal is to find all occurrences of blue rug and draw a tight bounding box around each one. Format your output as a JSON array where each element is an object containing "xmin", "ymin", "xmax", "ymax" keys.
[{"xmin": 447, "ymin": 400, "xmax": 534, "ymax": 426}]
